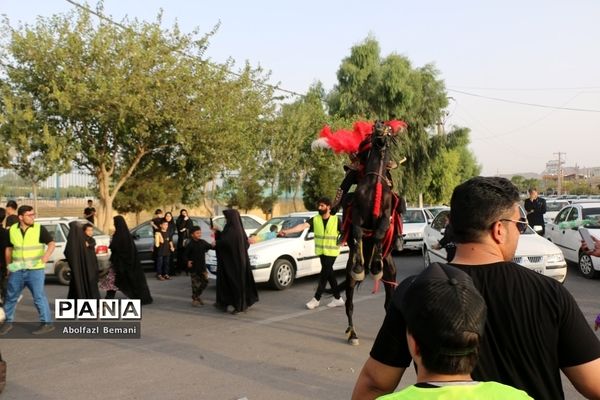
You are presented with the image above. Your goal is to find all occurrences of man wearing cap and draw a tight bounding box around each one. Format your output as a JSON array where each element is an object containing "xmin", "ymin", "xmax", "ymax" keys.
[
  {"xmin": 352, "ymin": 176, "xmax": 600, "ymax": 400},
  {"xmin": 377, "ymin": 263, "xmax": 531, "ymax": 399}
]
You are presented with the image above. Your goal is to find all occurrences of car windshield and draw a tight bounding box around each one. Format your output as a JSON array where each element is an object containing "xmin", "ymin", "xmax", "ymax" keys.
[
  {"xmin": 582, "ymin": 208, "xmax": 600, "ymax": 229},
  {"xmin": 63, "ymin": 222, "xmax": 106, "ymax": 236},
  {"xmin": 546, "ymin": 201, "xmax": 569, "ymax": 212},
  {"xmin": 403, "ymin": 210, "xmax": 425, "ymax": 224},
  {"xmin": 253, "ymin": 216, "xmax": 307, "ymax": 239}
]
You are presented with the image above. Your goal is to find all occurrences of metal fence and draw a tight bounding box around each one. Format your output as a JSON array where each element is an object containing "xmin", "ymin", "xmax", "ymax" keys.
[{"xmin": 0, "ymin": 168, "xmax": 96, "ymax": 210}]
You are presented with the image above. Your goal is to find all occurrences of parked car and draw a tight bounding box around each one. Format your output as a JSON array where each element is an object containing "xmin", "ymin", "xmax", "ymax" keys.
[
  {"xmin": 543, "ymin": 199, "xmax": 570, "ymax": 225},
  {"xmin": 545, "ymin": 202, "xmax": 600, "ymax": 278},
  {"xmin": 400, "ymin": 208, "xmax": 434, "ymax": 251},
  {"xmin": 206, "ymin": 212, "xmax": 349, "ymax": 290},
  {"xmin": 131, "ymin": 217, "xmax": 213, "ymax": 266},
  {"xmin": 425, "ymin": 206, "xmax": 449, "ymax": 218},
  {"xmin": 423, "ymin": 209, "xmax": 568, "ymax": 283},
  {"xmin": 210, "ymin": 214, "xmax": 265, "ymax": 236},
  {"xmin": 37, "ymin": 217, "xmax": 111, "ymax": 285}
]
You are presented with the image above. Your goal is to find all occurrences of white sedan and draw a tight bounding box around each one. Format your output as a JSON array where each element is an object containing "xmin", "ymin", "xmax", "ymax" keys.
[
  {"xmin": 211, "ymin": 214, "xmax": 265, "ymax": 236},
  {"xmin": 401, "ymin": 208, "xmax": 434, "ymax": 251},
  {"xmin": 423, "ymin": 209, "xmax": 567, "ymax": 283},
  {"xmin": 206, "ymin": 212, "xmax": 349, "ymax": 290},
  {"xmin": 545, "ymin": 202, "xmax": 600, "ymax": 278}
]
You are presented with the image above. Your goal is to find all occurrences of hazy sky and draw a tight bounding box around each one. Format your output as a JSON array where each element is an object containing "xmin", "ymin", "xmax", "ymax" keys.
[{"xmin": 3, "ymin": 0, "xmax": 599, "ymax": 175}]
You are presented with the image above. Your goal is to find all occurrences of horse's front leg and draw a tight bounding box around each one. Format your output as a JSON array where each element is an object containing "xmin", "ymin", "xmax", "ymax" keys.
[
  {"xmin": 344, "ymin": 273, "xmax": 359, "ymax": 345},
  {"xmin": 371, "ymin": 213, "xmax": 391, "ymax": 280},
  {"xmin": 351, "ymin": 224, "xmax": 365, "ymax": 281}
]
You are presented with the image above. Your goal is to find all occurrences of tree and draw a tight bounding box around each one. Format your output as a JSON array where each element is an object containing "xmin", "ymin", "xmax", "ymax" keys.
[
  {"xmin": 302, "ymin": 152, "xmax": 344, "ymax": 210},
  {"xmin": 0, "ymin": 83, "xmax": 74, "ymax": 210},
  {"xmin": 0, "ymin": 7, "xmax": 274, "ymax": 231},
  {"xmin": 327, "ymin": 36, "xmax": 479, "ymax": 202}
]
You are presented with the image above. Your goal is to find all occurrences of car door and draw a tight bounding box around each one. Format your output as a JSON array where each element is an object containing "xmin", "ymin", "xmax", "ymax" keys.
[
  {"xmin": 423, "ymin": 210, "xmax": 448, "ymax": 263},
  {"xmin": 559, "ymin": 207, "xmax": 582, "ymax": 262},
  {"xmin": 546, "ymin": 206, "xmax": 570, "ymax": 244},
  {"xmin": 553, "ymin": 207, "xmax": 580, "ymax": 262},
  {"xmin": 132, "ymin": 222, "xmax": 155, "ymax": 264},
  {"xmin": 41, "ymin": 222, "xmax": 67, "ymax": 274}
]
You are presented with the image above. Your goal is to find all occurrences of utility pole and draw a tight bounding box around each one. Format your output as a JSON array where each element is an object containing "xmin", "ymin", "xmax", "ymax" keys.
[{"xmin": 554, "ymin": 152, "xmax": 565, "ymax": 195}]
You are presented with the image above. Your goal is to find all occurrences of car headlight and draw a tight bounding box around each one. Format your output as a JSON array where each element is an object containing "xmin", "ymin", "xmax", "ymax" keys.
[{"xmin": 546, "ymin": 253, "xmax": 565, "ymax": 264}]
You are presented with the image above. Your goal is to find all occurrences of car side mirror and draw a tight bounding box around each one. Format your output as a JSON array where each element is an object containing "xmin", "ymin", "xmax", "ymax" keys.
[
  {"xmin": 440, "ymin": 228, "xmax": 446, "ymax": 235},
  {"xmin": 533, "ymin": 225, "xmax": 544, "ymax": 233},
  {"xmin": 306, "ymin": 232, "xmax": 315, "ymax": 240}
]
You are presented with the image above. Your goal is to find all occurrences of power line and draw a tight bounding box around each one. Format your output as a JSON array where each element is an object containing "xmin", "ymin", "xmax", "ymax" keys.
[
  {"xmin": 450, "ymin": 85, "xmax": 600, "ymax": 92},
  {"xmin": 448, "ymin": 88, "xmax": 600, "ymax": 113},
  {"xmin": 64, "ymin": 0, "xmax": 305, "ymax": 99}
]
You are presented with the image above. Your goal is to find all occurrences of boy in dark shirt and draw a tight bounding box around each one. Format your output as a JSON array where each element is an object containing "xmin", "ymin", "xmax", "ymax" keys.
[{"xmin": 184, "ymin": 226, "xmax": 214, "ymax": 306}]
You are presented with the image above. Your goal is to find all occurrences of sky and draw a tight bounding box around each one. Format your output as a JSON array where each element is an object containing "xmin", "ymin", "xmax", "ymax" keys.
[{"xmin": 2, "ymin": 0, "xmax": 600, "ymax": 176}]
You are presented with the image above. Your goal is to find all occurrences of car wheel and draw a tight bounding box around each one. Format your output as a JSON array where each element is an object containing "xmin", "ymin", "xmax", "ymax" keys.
[
  {"xmin": 578, "ymin": 253, "xmax": 599, "ymax": 279},
  {"xmin": 56, "ymin": 261, "xmax": 71, "ymax": 286},
  {"xmin": 269, "ymin": 258, "xmax": 295, "ymax": 290},
  {"xmin": 423, "ymin": 245, "xmax": 431, "ymax": 268}
]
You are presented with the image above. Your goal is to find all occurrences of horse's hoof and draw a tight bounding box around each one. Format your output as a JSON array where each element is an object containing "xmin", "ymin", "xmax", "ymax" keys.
[
  {"xmin": 351, "ymin": 270, "xmax": 365, "ymax": 281},
  {"xmin": 346, "ymin": 327, "xmax": 360, "ymax": 345},
  {"xmin": 352, "ymin": 265, "xmax": 365, "ymax": 281},
  {"xmin": 372, "ymin": 270, "xmax": 383, "ymax": 281}
]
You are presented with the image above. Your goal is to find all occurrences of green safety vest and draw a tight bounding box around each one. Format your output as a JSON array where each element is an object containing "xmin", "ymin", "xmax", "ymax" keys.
[
  {"xmin": 313, "ymin": 214, "xmax": 340, "ymax": 257},
  {"xmin": 376, "ymin": 381, "xmax": 533, "ymax": 400},
  {"xmin": 9, "ymin": 223, "xmax": 46, "ymax": 270}
]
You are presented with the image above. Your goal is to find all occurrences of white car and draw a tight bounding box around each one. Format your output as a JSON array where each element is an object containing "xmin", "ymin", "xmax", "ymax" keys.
[
  {"xmin": 206, "ymin": 212, "xmax": 349, "ymax": 290},
  {"xmin": 543, "ymin": 199, "xmax": 570, "ymax": 225},
  {"xmin": 423, "ymin": 209, "xmax": 567, "ymax": 283},
  {"xmin": 401, "ymin": 208, "xmax": 434, "ymax": 251},
  {"xmin": 37, "ymin": 217, "xmax": 111, "ymax": 285},
  {"xmin": 211, "ymin": 214, "xmax": 265, "ymax": 236},
  {"xmin": 545, "ymin": 202, "xmax": 600, "ymax": 278}
]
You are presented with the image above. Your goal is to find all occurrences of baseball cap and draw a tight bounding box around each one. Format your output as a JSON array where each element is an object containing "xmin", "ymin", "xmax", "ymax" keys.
[{"xmin": 397, "ymin": 263, "xmax": 487, "ymax": 357}]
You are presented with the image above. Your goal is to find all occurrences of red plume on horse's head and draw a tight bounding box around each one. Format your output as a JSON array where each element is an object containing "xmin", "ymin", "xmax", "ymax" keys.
[{"xmin": 311, "ymin": 119, "xmax": 408, "ymax": 153}]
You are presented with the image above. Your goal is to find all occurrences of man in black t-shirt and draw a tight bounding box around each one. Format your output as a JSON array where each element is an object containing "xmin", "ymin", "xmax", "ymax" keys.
[
  {"xmin": 83, "ymin": 199, "xmax": 96, "ymax": 224},
  {"xmin": 524, "ymin": 188, "xmax": 546, "ymax": 235},
  {"xmin": 352, "ymin": 177, "xmax": 600, "ymax": 400}
]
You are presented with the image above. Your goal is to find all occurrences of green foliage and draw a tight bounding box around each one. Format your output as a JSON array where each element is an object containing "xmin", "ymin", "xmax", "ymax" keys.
[
  {"xmin": 302, "ymin": 153, "xmax": 344, "ymax": 210},
  {"xmin": 328, "ymin": 36, "xmax": 480, "ymax": 203},
  {"xmin": 0, "ymin": 5, "xmax": 274, "ymax": 229}
]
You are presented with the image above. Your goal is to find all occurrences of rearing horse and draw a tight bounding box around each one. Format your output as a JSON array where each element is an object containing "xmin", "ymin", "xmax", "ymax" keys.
[{"xmin": 342, "ymin": 120, "xmax": 404, "ymax": 345}]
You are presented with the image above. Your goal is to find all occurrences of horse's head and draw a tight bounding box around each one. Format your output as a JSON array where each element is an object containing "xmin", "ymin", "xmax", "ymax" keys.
[{"xmin": 371, "ymin": 120, "xmax": 395, "ymax": 152}]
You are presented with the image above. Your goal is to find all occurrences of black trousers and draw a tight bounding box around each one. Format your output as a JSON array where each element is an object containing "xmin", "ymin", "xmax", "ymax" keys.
[{"xmin": 315, "ymin": 255, "xmax": 341, "ymax": 300}]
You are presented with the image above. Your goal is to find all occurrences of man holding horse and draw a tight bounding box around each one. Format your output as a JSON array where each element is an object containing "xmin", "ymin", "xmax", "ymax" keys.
[
  {"xmin": 279, "ymin": 197, "xmax": 344, "ymax": 310},
  {"xmin": 352, "ymin": 176, "xmax": 600, "ymax": 400}
]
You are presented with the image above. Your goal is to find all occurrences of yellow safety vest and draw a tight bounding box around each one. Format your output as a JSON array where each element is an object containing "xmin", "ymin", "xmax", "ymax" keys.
[
  {"xmin": 313, "ymin": 214, "xmax": 340, "ymax": 257},
  {"xmin": 9, "ymin": 223, "xmax": 46, "ymax": 270}
]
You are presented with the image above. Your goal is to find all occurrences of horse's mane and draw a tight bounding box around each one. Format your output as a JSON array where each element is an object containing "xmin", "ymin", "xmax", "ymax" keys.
[{"xmin": 311, "ymin": 120, "xmax": 407, "ymax": 154}]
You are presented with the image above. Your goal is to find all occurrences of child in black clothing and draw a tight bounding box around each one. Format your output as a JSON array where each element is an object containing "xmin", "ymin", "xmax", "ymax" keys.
[{"xmin": 184, "ymin": 226, "xmax": 214, "ymax": 306}]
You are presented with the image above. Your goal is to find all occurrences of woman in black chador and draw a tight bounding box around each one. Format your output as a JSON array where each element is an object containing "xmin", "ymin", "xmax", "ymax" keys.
[
  {"xmin": 65, "ymin": 221, "xmax": 101, "ymax": 299},
  {"xmin": 214, "ymin": 209, "xmax": 258, "ymax": 314},
  {"xmin": 110, "ymin": 216, "xmax": 153, "ymax": 305}
]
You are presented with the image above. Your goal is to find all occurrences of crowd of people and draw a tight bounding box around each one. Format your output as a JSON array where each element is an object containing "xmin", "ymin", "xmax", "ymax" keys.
[{"xmin": 1, "ymin": 174, "xmax": 599, "ymax": 399}]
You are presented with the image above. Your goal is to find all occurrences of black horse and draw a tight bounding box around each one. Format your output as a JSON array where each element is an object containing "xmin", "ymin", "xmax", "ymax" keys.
[{"xmin": 342, "ymin": 120, "xmax": 403, "ymax": 345}]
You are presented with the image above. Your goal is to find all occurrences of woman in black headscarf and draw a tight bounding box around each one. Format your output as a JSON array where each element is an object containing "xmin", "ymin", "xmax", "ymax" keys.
[
  {"xmin": 65, "ymin": 221, "xmax": 101, "ymax": 299},
  {"xmin": 214, "ymin": 209, "xmax": 258, "ymax": 314},
  {"xmin": 110, "ymin": 216, "xmax": 153, "ymax": 305}
]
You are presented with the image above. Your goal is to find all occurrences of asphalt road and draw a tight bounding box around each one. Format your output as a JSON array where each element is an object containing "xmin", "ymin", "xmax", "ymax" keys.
[{"xmin": 0, "ymin": 252, "xmax": 598, "ymax": 399}]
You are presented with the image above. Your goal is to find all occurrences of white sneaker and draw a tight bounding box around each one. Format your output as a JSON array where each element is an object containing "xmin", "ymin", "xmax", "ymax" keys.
[
  {"xmin": 305, "ymin": 297, "xmax": 320, "ymax": 310},
  {"xmin": 327, "ymin": 297, "xmax": 345, "ymax": 308}
]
